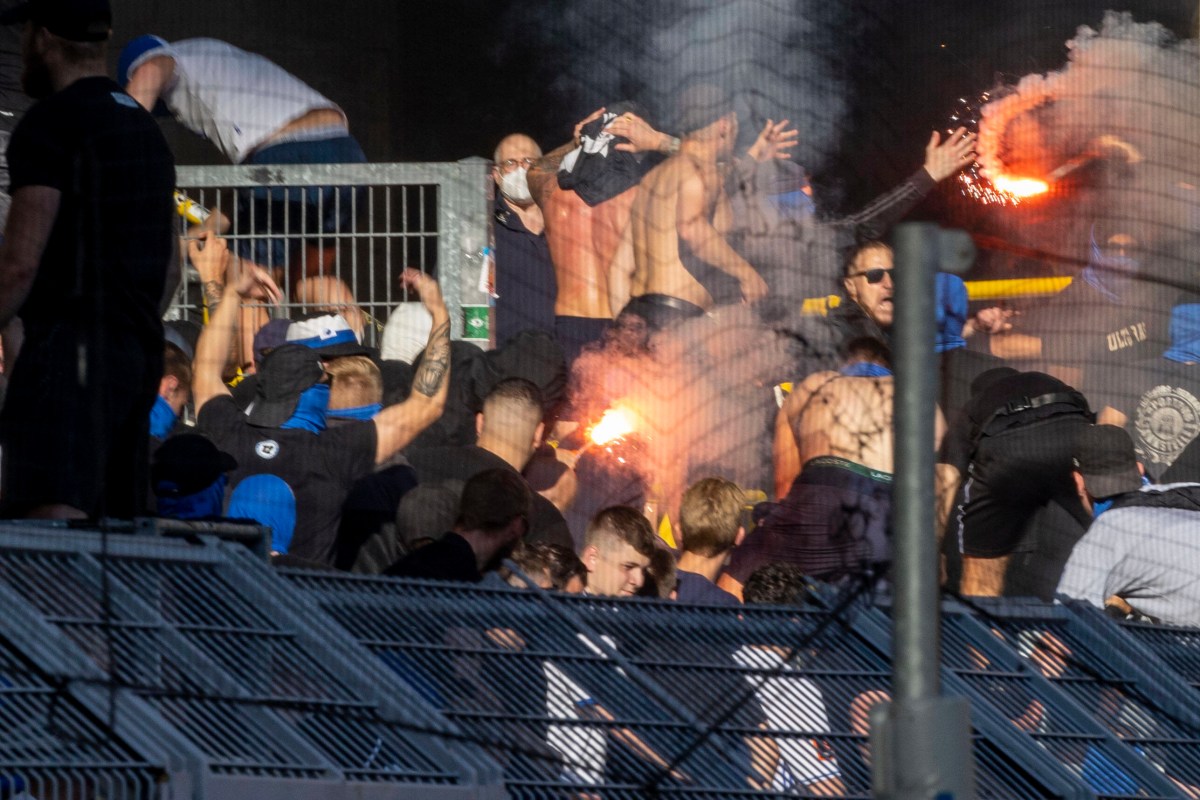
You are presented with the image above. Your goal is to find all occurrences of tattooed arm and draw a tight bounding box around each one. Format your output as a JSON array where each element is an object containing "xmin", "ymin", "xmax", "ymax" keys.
[{"xmin": 372, "ymin": 268, "xmax": 451, "ymax": 463}]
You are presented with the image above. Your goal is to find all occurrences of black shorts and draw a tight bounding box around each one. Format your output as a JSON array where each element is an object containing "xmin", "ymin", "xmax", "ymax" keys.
[
  {"xmin": 956, "ymin": 413, "xmax": 1092, "ymax": 559},
  {"xmin": 555, "ymin": 315, "xmax": 611, "ymax": 366},
  {"xmin": 0, "ymin": 323, "xmax": 158, "ymax": 518},
  {"xmin": 727, "ymin": 456, "xmax": 893, "ymax": 583}
]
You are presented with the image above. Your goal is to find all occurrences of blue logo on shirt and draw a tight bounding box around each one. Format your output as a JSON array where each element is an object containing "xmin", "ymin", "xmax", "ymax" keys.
[{"xmin": 111, "ymin": 92, "xmax": 139, "ymax": 109}]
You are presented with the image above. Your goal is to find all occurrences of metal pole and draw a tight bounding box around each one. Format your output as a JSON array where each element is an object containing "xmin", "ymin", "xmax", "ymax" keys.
[
  {"xmin": 892, "ymin": 222, "xmax": 941, "ymax": 705},
  {"xmin": 871, "ymin": 223, "xmax": 975, "ymax": 799}
]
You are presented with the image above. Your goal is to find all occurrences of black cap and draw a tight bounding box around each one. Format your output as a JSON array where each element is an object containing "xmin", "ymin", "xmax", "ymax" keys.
[
  {"xmin": 246, "ymin": 344, "xmax": 325, "ymax": 428},
  {"xmin": 152, "ymin": 434, "xmax": 237, "ymax": 497},
  {"xmin": 1, "ymin": 0, "xmax": 112, "ymax": 42},
  {"xmin": 1073, "ymin": 425, "xmax": 1142, "ymax": 499}
]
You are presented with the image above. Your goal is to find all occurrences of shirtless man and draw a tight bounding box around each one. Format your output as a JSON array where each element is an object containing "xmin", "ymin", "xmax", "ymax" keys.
[
  {"xmin": 526, "ymin": 106, "xmax": 676, "ymax": 365},
  {"xmin": 720, "ymin": 338, "xmax": 943, "ymax": 597},
  {"xmin": 621, "ymin": 85, "xmax": 795, "ymax": 332}
]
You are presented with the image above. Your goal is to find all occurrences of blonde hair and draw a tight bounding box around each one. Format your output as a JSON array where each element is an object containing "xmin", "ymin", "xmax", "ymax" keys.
[
  {"xmin": 678, "ymin": 478, "xmax": 745, "ymax": 557},
  {"xmin": 324, "ymin": 355, "xmax": 382, "ymax": 409}
]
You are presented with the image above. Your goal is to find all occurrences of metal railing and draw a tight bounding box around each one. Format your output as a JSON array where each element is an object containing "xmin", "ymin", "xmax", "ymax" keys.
[{"xmin": 170, "ymin": 162, "xmax": 493, "ymax": 345}]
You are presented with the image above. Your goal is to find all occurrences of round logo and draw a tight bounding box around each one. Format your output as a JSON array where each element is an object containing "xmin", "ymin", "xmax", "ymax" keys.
[
  {"xmin": 1134, "ymin": 384, "xmax": 1200, "ymax": 467},
  {"xmin": 255, "ymin": 440, "xmax": 281, "ymax": 460}
]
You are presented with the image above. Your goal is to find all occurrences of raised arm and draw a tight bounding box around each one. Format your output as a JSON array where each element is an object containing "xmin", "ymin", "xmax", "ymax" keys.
[
  {"xmin": 372, "ymin": 269, "xmax": 450, "ymax": 463},
  {"xmin": 191, "ymin": 239, "xmax": 281, "ymax": 412},
  {"xmin": 676, "ymin": 164, "xmax": 767, "ymax": 302}
]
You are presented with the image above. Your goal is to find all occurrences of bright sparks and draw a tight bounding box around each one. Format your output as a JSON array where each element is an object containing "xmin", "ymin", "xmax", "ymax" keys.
[
  {"xmin": 590, "ymin": 408, "xmax": 636, "ymax": 446},
  {"xmin": 993, "ymin": 176, "xmax": 1049, "ymax": 198}
]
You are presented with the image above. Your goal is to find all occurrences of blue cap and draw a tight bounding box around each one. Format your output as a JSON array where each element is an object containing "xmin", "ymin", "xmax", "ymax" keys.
[{"xmin": 118, "ymin": 34, "xmax": 169, "ymax": 88}]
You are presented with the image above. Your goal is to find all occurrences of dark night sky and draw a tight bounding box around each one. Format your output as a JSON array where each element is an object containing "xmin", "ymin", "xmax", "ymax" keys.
[{"xmin": 117, "ymin": 1, "xmax": 1195, "ymax": 221}]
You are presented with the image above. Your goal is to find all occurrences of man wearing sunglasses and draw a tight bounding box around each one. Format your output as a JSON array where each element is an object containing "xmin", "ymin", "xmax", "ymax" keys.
[{"xmin": 830, "ymin": 241, "xmax": 896, "ymax": 347}]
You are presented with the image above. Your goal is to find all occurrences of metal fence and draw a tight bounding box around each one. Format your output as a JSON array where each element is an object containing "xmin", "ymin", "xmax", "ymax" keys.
[
  {"xmin": 170, "ymin": 162, "xmax": 493, "ymax": 345},
  {"xmin": 0, "ymin": 526, "xmax": 503, "ymax": 800},
  {"xmin": 8, "ymin": 524, "xmax": 1200, "ymax": 799},
  {"xmin": 855, "ymin": 594, "xmax": 1200, "ymax": 799}
]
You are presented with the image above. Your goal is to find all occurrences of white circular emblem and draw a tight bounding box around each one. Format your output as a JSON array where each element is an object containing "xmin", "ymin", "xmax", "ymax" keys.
[
  {"xmin": 1134, "ymin": 384, "xmax": 1200, "ymax": 467},
  {"xmin": 255, "ymin": 440, "xmax": 281, "ymax": 460}
]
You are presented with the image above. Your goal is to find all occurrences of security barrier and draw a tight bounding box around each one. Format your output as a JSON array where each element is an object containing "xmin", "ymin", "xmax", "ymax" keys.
[
  {"xmin": 4, "ymin": 524, "xmax": 1200, "ymax": 799},
  {"xmin": 171, "ymin": 163, "xmax": 493, "ymax": 345}
]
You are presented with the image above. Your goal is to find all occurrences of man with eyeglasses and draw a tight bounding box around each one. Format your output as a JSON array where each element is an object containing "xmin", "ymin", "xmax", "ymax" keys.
[{"xmin": 491, "ymin": 133, "xmax": 557, "ymax": 348}]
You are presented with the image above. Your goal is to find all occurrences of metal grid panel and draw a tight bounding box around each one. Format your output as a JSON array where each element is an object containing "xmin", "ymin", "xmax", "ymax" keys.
[
  {"xmin": 936, "ymin": 598, "xmax": 1192, "ymax": 800},
  {"xmin": 1117, "ymin": 619, "xmax": 1200, "ymax": 694},
  {"xmin": 0, "ymin": 529, "xmax": 481, "ymax": 790},
  {"xmin": 173, "ymin": 162, "xmax": 491, "ymax": 343},
  {"xmin": 287, "ymin": 570, "xmax": 1068, "ymax": 800},
  {"xmin": 0, "ymin": 640, "xmax": 162, "ymax": 800}
]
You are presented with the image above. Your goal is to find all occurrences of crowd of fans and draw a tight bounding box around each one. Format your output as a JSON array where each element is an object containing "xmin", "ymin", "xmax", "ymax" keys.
[
  {"xmin": 0, "ymin": 0, "xmax": 1199, "ymax": 792},
  {"xmin": 0, "ymin": 4, "xmax": 1198, "ymax": 624}
]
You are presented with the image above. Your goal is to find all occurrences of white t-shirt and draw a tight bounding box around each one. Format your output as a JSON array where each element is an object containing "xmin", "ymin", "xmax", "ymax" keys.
[
  {"xmin": 128, "ymin": 38, "xmax": 344, "ymax": 163},
  {"xmin": 542, "ymin": 633, "xmax": 618, "ymax": 786},
  {"xmin": 733, "ymin": 645, "xmax": 843, "ymax": 789}
]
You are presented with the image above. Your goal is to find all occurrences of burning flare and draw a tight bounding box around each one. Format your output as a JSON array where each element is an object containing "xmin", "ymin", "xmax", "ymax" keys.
[
  {"xmin": 590, "ymin": 408, "xmax": 636, "ymax": 446},
  {"xmin": 992, "ymin": 175, "xmax": 1049, "ymax": 198}
]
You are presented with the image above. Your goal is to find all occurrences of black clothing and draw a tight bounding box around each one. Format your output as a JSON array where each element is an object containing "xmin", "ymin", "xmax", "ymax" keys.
[
  {"xmin": 1088, "ymin": 358, "xmax": 1200, "ymax": 478},
  {"xmin": 493, "ymin": 194, "xmax": 556, "ymax": 347},
  {"xmin": 384, "ymin": 532, "xmax": 481, "ymax": 582},
  {"xmin": 940, "ymin": 348, "xmax": 1006, "ymax": 422},
  {"xmin": 0, "ymin": 77, "xmax": 174, "ymax": 517},
  {"xmin": 555, "ymin": 314, "xmax": 611, "ymax": 367},
  {"xmin": 825, "ymin": 299, "xmax": 890, "ymax": 353},
  {"xmin": 197, "ymin": 396, "xmax": 377, "ymax": 565},
  {"xmin": 941, "ymin": 372, "xmax": 1093, "ymax": 559},
  {"xmin": 619, "ymin": 293, "xmax": 706, "ymax": 333},
  {"xmin": 1016, "ymin": 276, "xmax": 1172, "ymax": 370},
  {"xmin": 404, "ymin": 445, "xmax": 573, "ymax": 549},
  {"xmin": 1163, "ymin": 435, "xmax": 1200, "ymax": 484},
  {"xmin": 728, "ymin": 456, "xmax": 893, "ymax": 584}
]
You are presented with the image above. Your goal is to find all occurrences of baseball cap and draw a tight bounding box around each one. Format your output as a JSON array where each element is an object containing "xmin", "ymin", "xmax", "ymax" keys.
[
  {"xmin": 286, "ymin": 313, "xmax": 370, "ymax": 358},
  {"xmin": 0, "ymin": 0, "xmax": 111, "ymax": 42},
  {"xmin": 117, "ymin": 34, "xmax": 170, "ymax": 87},
  {"xmin": 1073, "ymin": 425, "xmax": 1143, "ymax": 499},
  {"xmin": 246, "ymin": 344, "xmax": 325, "ymax": 428},
  {"xmin": 152, "ymin": 434, "xmax": 237, "ymax": 497}
]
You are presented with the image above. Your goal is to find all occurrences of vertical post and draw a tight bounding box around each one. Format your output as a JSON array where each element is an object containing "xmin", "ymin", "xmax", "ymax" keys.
[
  {"xmin": 871, "ymin": 223, "xmax": 975, "ymax": 800},
  {"xmin": 893, "ymin": 222, "xmax": 940, "ymax": 705}
]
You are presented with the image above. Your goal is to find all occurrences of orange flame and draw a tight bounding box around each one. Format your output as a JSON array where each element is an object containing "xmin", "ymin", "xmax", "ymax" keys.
[
  {"xmin": 590, "ymin": 408, "xmax": 636, "ymax": 446},
  {"xmin": 992, "ymin": 175, "xmax": 1049, "ymax": 198}
]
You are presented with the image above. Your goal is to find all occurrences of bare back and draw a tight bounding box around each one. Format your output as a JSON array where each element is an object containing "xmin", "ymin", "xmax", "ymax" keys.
[
  {"xmin": 784, "ymin": 371, "xmax": 895, "ymax": 473},
  {"xmin": 629, "ymin": 156, "xmax": 728, "ymax": 309},
  {"xmin": 538, "ymin": 179, "xmax": 641, "ymax": 320}
]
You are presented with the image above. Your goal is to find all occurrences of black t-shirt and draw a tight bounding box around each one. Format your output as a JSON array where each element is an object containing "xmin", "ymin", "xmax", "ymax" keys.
[
  {"xmin": 1089, "ymin": 358, "xmax": 1200, "ymax": 478},
  {"xmin": 404, "ymin": 444, "xmax": 573, "ymax": 549},
  {"xmin": 939, "ymin": 371, "xmax": 1090, "ymax": 472},
  {"xmin": 493, "ymin": 194, "xmax": 556, "ymax": 347},
  {"xmin": 1016, "ymin": 277, "xmax": 1172, "ymax": 371},
  {"xmin": 384, "ymin": 532, "xmax": 482, "ymax": 582},
  {"xmin": 197, "ymin": 396, "xmax": 377, "ymax": 565},
  {"xmin": 7, "ymin": 76, "xmax": 174, "ymax": 346}
]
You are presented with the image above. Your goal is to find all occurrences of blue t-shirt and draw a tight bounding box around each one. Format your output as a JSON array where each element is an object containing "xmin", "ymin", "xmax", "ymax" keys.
[{"xmin": 676, "ymin": 570, "xmax": 740, "ymax": 606}]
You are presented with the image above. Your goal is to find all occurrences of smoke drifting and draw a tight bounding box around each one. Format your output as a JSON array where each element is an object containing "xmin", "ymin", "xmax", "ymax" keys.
[
  {"xmin": 571, "ymin": 306, "xmax": 797, "ymax": 515},
  {"xmin": 977, "ymin": 11, "xmax": 1200, "ymax": 277},
  {"xmin": 506, "ymin": 0, "xmax": 860, "ymax": 175}
]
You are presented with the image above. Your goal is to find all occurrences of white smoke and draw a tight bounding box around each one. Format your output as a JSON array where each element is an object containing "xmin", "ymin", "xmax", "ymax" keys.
[
  {"xmin": 978, "ymin": 11, "xmax": 1200, "ymax": 275},
  {"xmin": 506, "ymin": 0, "xmax": 858, "ymax": 174},
  {"xmin": 571, "ymin": 305, "xmax": 795, "ymax": 515}
]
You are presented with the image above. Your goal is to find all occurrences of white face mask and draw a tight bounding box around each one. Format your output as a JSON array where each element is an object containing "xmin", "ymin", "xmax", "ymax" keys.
[{"xmin": 499, "ymin": 167, "xmax": 533, "ymax": 205}]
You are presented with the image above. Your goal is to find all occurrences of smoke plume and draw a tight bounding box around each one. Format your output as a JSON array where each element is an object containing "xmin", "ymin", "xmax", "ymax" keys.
[{"xmin": 978, "ymin": 11, "xmax": 1200, "ymax": 277}]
